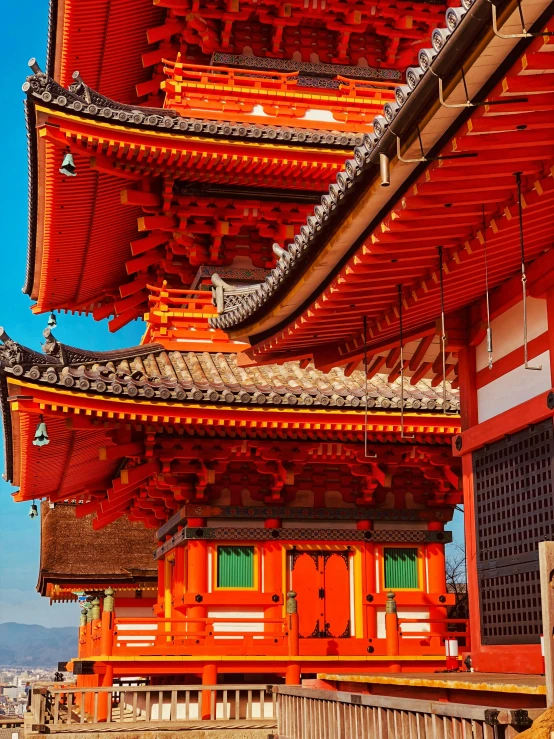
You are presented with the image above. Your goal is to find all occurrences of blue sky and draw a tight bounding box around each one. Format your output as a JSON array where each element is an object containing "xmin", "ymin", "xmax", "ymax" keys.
[
  {"xmin": 0, "ymin": 1, "xmax": 142, "ymax": 627},
  {"xmin": 0, "ymin": 0, "xmax": 464, "ymax": 628}
]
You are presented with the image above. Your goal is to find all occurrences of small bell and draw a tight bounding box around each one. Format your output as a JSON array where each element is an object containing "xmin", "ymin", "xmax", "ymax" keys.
[
  {"xmin": 47, "ymin": 312, "xmax": 57, "ymax": 329},
  {"xmin": 32, "ymin": 415, "xmax": 50, "ymax": 447},
  {"xmin": 59, "ymin": 151, "xmax": 76, "ymax": 177},
  {"xmin": 29, "ymin": 501, "xmax": 38, "ymax": 519}
]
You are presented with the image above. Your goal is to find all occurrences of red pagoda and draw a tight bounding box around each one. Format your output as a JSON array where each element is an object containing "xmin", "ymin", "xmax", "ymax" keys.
[
  {"xmin": 209, "ymin": 0, "xmax": 554, "ymax": 676},
  {"xmin": 0, "ymin": 0, "xmax": 466, "ymax": 698}
]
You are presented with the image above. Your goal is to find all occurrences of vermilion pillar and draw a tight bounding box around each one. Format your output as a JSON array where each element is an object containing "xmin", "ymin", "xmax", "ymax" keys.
[
  {"xmin": 187, "ymin": 520, "xmax": 207, "ymax": 636},
  {"xmin": 360, "ymin": 523, "xmax": 377, "ymax": 639},
  {"xmin": 264, "ymin": 521, "xmax": 283, "ymax": 636},
  {"xmin": 201, "ymin": 663, "xmax": 218, "ymax": 719},
  {"xmin": 427, "ymin": 522, "xmax": 447, "ymax": 641}
]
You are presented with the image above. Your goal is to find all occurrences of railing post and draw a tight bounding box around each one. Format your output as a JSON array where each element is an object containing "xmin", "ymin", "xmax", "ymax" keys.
[
  {"xmin": 287, "ymin": 590, "xmax": 299, "ymax": 656},
  {"xmin": 286, "ymin": 590, "xmax": 301, "ymax": 685},
  {"xmin": 91, "ymin": 598, "xmax": 102, "ymax": 656},
  {"xmin": 201, "ymin": 663, "xmax": 217, "ymax": 720},
  {"xmin": 98, "ymin": 588, "xmax": 115, "ymax": 722},
  {"xmin": 385, "ymin": 591, "xmax": 400, "ymax": 670}
]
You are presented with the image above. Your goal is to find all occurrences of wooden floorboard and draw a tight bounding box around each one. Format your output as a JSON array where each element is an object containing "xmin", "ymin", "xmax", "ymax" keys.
[{"xmin": 41, "ymin": 719, "xmax": 277, "ymax": 733}]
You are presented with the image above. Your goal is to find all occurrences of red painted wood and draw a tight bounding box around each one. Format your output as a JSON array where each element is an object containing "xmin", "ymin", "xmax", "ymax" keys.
[
  {"xmin": 452, "ymin": 389, "xmax": 554, "ymax": 456},
  {"xmin": 324, "ymin": 553, "xmax": 351, "ymax": 639},
  {"xmin": 292, "ymin": 552, "xmax": 323, "ymax": 639}
]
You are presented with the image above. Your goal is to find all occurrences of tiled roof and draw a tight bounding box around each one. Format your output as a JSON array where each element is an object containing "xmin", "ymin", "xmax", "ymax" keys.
[
  {"xmin": 38, "ymin": 502, "xmax": 157, "ymax": 595},
  {"xmin": 0, "ymin": 329, "xmax": 459, "ymax": 412},
  {"xmin": 23, "ymin": 67, "xmax": 364, "ymax": 150},
  {"xmin": 207, "ymin": 0, "xmax": 482, "ymax": 331}
]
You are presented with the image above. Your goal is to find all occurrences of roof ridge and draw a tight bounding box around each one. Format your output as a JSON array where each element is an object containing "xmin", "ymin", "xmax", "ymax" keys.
[{"xmin": 0, "ymin": 328, "xmax": 459, "ymax": 413}]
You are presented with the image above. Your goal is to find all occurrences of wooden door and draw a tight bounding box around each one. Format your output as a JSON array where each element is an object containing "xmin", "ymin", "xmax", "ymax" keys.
[
  {"xmin": 290, "ymin": 551, "xmax": 351, "ymax": 638},
  {"xmin": 324, "ymin": 552, "xmax": 351, "ymax": 638},
  {"xmin": 291, "ymin": 551, "xmax": 324, "ymax": 638}
]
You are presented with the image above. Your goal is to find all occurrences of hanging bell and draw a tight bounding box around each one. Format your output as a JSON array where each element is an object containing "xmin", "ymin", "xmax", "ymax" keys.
[
  {"xmin": 59, "ymin": 151, "xmax": 77, "ymax": 177},
  {"xmin": 32, "ymin": 415, "xmax": 50, "ymax": 447},
  {"xmin": 29, "ymin": 501, "xmax": 38, "ymax": 519},
  {"xmin": 47, "ymin": 312, "xmax": 57, "ymax": 329}
]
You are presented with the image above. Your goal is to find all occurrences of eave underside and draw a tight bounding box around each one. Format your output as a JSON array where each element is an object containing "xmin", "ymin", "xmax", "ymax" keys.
[{"xmin": 214, "ymin": 0, "xmax": 554, "ymax": 368}]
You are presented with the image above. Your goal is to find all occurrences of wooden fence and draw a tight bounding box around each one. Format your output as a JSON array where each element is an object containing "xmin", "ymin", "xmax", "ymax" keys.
[
  {"xmin": 272, "ymin": 686, "xmax": 542, "ymax": 739},
  {"xmin": 30, "ymin": 683, "xmax": 277, "ymax": 733}
]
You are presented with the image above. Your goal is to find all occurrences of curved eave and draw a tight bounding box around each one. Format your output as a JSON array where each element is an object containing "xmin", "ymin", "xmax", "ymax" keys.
[
  {"xmin": 23, "ymin": 85, "xmax": 354, "ymax": 313},
  {"xmin": 217, "ymin": 0, "xmax": 554, "ymax": 347},
  {"xmin": 3, "ymin": 376, "xmax": 460, "ymax": 501}
]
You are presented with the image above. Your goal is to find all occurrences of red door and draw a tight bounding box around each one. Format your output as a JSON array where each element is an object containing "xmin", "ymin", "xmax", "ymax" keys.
[
  {"xmin": 324, "ymin": 552, "xmax": 351, "ymax": 638},
  {"xmin": 291, "ymin": 551, "xmax": 351, "ymax": 638}
]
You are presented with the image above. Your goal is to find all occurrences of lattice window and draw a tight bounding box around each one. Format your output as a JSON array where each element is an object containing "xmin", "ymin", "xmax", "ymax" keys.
[
  {"xmin": 384, "ymin": 548, "xmax": 419, "ymax": 589},
  {"xmin": 217, "ymin": 545, "xmax": 255, "ymax": 588},
  {"xmin": 473, "ymin": 419, "xmax": 554, "ymax": 645}
]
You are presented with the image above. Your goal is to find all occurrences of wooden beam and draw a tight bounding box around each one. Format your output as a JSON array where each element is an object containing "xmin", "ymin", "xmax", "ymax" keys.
[
  {"xmin": 99, "ymin": 441, "xmax": 145, "ymax": 461},
  {"xmin": 410, "ymin": 362, "xmax": 433, "ymax": 385},
  {"xmin": 539, "ymin": 541, "xmax": 554, "ymax": 708},
  {"xmin": 408, "ymin": 334, "xmax": 434, "ymax": 372}
]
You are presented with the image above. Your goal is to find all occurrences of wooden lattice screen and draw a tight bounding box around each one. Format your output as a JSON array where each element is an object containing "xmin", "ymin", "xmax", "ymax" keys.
[{"xmin": 473, "ymin": 418, "xmax": 554, "ymax": 645}]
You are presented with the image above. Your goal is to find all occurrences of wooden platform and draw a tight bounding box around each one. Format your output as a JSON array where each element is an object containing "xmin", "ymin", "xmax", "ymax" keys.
[
  {"xmin": 314, "ymin": 671, "xmax": 548, "ymax": 713},
  {"xmin": 317, "ymin": 672, "xmax": 547, "ymax": 696}
]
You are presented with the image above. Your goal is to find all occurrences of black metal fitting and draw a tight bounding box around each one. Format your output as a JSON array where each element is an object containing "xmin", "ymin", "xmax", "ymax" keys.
[
  {"xmin": 510, "ymin": 710, "xmax": 532, "ymax": 731},
  {"xmin": 484, "ymin": 709, "xmax": 500, "ymax": 727}
]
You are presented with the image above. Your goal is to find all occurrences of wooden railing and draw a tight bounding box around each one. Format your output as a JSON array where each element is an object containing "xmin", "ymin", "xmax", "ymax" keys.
[
  {"xmin": 112, "ymin": 615, "xmax": 290, "ymax": 656},
  {"xmin": 398, "ymin": 617, "xmax": 471, "ymax": 650},
  {"xmin": 31, "ymin": 684, "xmax": 277, "ymax": 733},
  {"xmin": 273, "ymin": 685, "xmax": 541, "ymax": 738}
]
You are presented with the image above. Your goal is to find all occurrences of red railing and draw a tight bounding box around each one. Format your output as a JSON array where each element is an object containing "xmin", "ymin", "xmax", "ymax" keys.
[
  {"xmin": 112, "ymin": 616, "xmax": 290, "ymax": 656},
  {"xmin": 398, "ymin": 618, "xmax": 471, "ymax": 651}
]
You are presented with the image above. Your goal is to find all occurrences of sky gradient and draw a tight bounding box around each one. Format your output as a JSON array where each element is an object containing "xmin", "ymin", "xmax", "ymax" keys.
[{"xmin": 0, "ymin": 0, "xmax": 464, "ymax": 628}]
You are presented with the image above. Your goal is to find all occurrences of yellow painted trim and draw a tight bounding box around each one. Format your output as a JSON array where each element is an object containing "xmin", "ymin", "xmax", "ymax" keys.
[
  {"xmin": 35, "ymin": 104, "xmax": 344, "ymax": 157},
  {"xmin": 213, "ymin": 543, "xmax": 259, "ymax": 591},
  {"xmin": 8, "ymin": 377, "xmax": 453, "ymax": 421},
  {"xmin": 76, "ymin": 654, "xmax": 449, "ymax": 663},
  {"xmin": 380, "ymin": 545, "xmax": 425, "ymax": 592},
  {"xmin": 353, "ymin": 548, "xmax": 364, "ymax": 639},
  {"xmin": 316, "ymin": 673, "xmax": 546, "ymax": 696}
]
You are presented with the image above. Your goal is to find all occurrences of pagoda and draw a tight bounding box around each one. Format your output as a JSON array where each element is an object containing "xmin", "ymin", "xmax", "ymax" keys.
[
  {"xmin": 209, "ymin": 0, "xmax": 554, "ymax": 675},
  {"xmin": 0, "ymin": 0, "xmax": 464, "ymax": 695}
]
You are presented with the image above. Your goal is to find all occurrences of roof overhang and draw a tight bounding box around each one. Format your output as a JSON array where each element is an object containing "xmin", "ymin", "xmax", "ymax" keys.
[{"xmin": 212, "ymin": 0, "xmax": 554, "ymax": 363}]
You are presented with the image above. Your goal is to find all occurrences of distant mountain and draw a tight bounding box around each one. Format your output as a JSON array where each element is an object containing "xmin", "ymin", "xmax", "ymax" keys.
[{"xmin": 0, "ymin": 622, "xmax": 78, "ymax": 667}]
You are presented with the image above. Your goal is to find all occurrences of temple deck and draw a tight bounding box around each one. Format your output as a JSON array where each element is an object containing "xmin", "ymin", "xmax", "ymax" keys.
[{"xmin": 316, "ymin": 672, "xmax": 548, "ymax": 711}]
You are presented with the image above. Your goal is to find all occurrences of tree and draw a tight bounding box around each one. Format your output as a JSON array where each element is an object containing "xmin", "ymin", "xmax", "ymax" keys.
[{"xmin": 445, "ymin": 543, "xmax": 469, "ymax": 642}]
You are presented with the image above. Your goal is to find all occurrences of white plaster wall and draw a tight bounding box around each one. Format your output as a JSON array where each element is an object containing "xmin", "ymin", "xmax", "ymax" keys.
[
  {"xmin": 376, "ymin": 609, "xmax": 430, "ymax": 639},
  {"xmin": 207, "ymin": 607, "xmax": 265, "ymax": 636},
  {"xmin": 476, "ymin": 297, "xmax": 547, "ymax": 371},
  {"xmin": 477, "ymin": 350, "xmax": 551, "ymax": 422},
  {"xmin": 115, "ymin": 606, "xmax": 156, "ymax": 648}
]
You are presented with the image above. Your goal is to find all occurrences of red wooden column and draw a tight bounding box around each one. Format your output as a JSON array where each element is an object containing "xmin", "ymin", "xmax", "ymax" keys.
[
  {"xmin": 187, "ymin": 519, "xmax": 208, "ymax": 636},
  {"xmin": 98, "ymin": 589, "xmax": 115, "ymax": 722},
  {"xmin": 360, "ymin": 522, "xmax": 376, "ymax": 639},
  {"xmin": 427, "ymin": 522, "xmax": 447, "ymax": 641},
  {"xmin": 264, "ymin": 520, "xmax": 283, "ymax": 636}
]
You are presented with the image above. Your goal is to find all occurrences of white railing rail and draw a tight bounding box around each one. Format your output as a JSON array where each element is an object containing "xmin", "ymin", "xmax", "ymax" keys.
[{"xmin": 31, "ymin": 684, "xmax": 277, "ymax": 732}]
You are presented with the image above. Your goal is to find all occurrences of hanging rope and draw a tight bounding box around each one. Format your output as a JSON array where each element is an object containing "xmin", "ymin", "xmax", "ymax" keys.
[
  {"xmin": 363, "ymin": 316, "xmax": 377, "ymax": 459},
  {"xmin": 398, "ymin": 285, "xmax": 414, "ymax": 439},
  {"xmin": 482, "ymin": 204, "xmax": 493, "ymax": 370},
  {"xmin": 515, "ymin": 172, "xmax": 542, "ymax": 371},
  {"xmin": 437, "ymin": 246, "xmax": 448, "ymax": 407}
]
